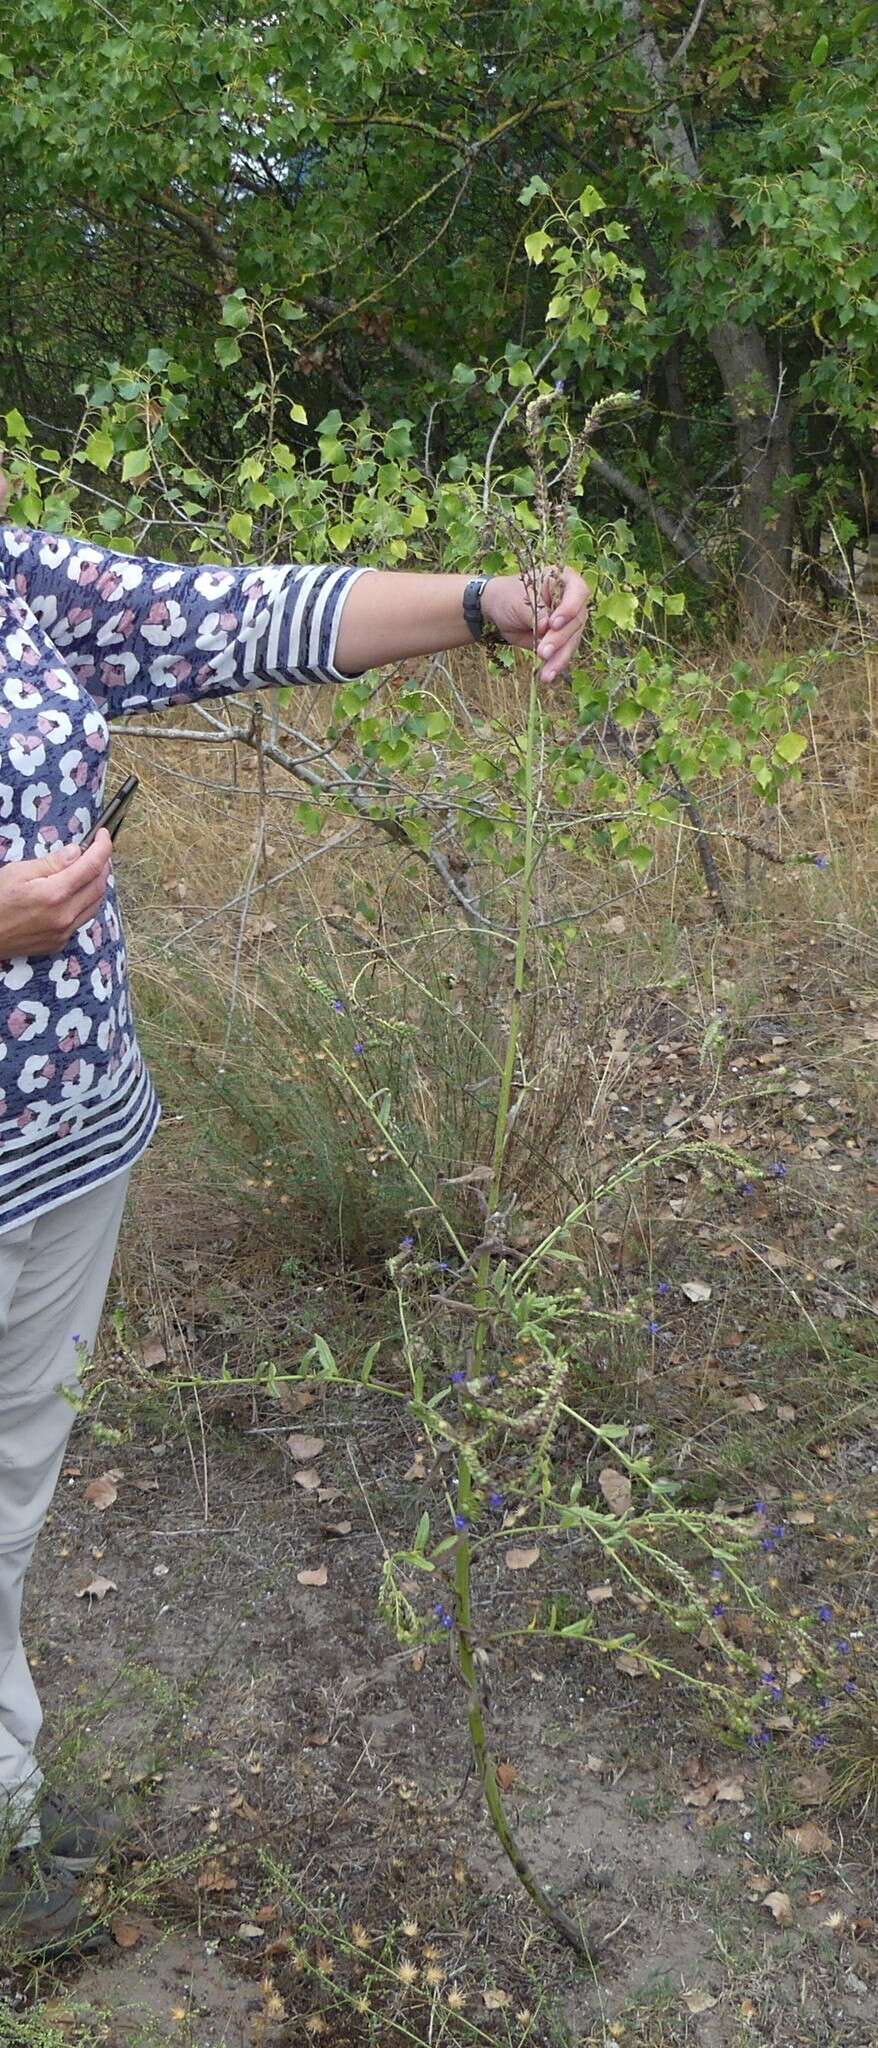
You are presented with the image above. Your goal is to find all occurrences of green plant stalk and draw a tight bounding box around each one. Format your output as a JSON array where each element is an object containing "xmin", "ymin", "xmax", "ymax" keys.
[
  {"xmin": 451, "ymin": 633, "xmax": 596, "ymax": 1955},
  {"xmin": 474, "ymin": 644, "xmax": 542, "ymax": 1362},
  {"xmin": 453, "ymin": 1457, "xmax": 591, "ymax": 1958}
]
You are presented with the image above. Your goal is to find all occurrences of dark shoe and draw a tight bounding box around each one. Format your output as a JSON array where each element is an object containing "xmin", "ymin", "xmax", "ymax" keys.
[
  {"xmin": 0, "ymin": 1847, "xmax": 104, "ymax": 1956},
  {"xmin": 39, "ymin": 1789, "xmax": 121, "ymax": 1874}
]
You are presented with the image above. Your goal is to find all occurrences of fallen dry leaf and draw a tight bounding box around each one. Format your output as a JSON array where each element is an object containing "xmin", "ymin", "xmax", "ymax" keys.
[
  {"xmin": 763, "ymin": 1889, "xmax": 794, "ymax": 1928},
  {"xmin": 777, "ymin": 1403, "xmax": 797, "ymax": 1422},
  {"xmin": 282, "ymin": 1385, "xmax": 316, "ymax": 1414},
  {"xmin": 83, "ymin": 1470, "xmax": 122, "ymax": 1511},
  {"xmin": 75, "ymin": 1574, "xmax": 116, "ymax": 1602},
  {"xmin": 585, "ymin": 1754, "xmax": 606, "ymax": 1775},
  {"xmin": 504, "ymin": 1545, "xmax": 540, "ymax": 1571},
  {"xmin": 732, "ymin": 1391, "xmax": 766, "ymax": 1413},
  {"xmin": 141, "ymin": 1336, "xmax": 167, "ymax": 1370},
  {"xmin": 321, "ymin": 1520, "xmax": 352, "ymax": 1538},
  {"xmin": 293, "ymin": 1468, "xmax": 321, "ymax": 1492},
  {"xmin": 792, "ymin": 1766, "xmax": 832, "ymax": 1806},
  {"xmin": 714, "ymin": 1776, "xmax": 746, "ymax": 1804},
  {"xmin": 615, "ymin": 1652, "xmax": 648, "ymax": 1678},
  {"xmin": 287, "ymin": 1434, "xmax": 325, "ymax": 1462},
  {"xmin": 789, "ymin": 1509, "xmax": 815, "ymax": 1526},
  {"xmin": 785, "ymin": 1822, "xmax": 834, "ymax": 1856},
  {"xmin": 683, "ymin": 1784, "xmax": 715, "ymax": 1809},
  {"xmin": 598, "ymin": 1468, "xmax": 632, "ymax": 1516},
  {"xmin": 111, "ymin": 1917, "xmax": 146, "ymax": 1949},
  {"xmin": 602, "ymin": 915, "xmax": 626, "ymax": 935},
  {"xmin": 482, "ymin": 1989, "xmax": 511, "ymax": 2012},
  {"xmin": 303, "ymin": 1730, "xmax": 330, "ymax": 1748},
  {"xmin": 196, "ymin": 1860, "xmax": 237, "ymax": 1894},
  {"xmin": 296, "ymin": 1565, "xmax": 328, "ymax": 1588},
  {"xmin": 404, "ymin": 1453, "xmax": 427, "ymax": 1481},
  {"xmin": 681, "ymin": 1278, "xmax": 712, "ymax": 1304},
  {"xmin": 683, "ymin": 1989, "xmax": 718, "ymax": 2016},
  {"xmin": 586, "ymin": 1584, "xmax": 614, "ymax": 1604},
  {"xmin": 496, "ymin": 1762, "xmax": 518, "ymax": 1792}
]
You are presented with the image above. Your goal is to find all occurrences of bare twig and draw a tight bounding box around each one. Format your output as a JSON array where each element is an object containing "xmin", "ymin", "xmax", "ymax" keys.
[{"xmin": 669, "ymin": 0, "xmax": 712, "ymax": 68}]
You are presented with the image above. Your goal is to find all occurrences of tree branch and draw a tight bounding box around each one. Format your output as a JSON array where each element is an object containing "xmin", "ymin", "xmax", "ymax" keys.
[
  {"xmin": 586, "ymin": 451, "xmax": 717, "ymax": 585},
  {"xmin": 670, "ymin": 0, "xmax": 712, "ymax": 69},
  {"xmin": 120, "ymin": 715, "xmax": 494, "ymax": 931}
]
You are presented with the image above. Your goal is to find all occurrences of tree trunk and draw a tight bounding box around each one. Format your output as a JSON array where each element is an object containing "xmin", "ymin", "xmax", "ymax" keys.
[
  {"xmin": 621, "ymin": 0, "xmax": 795, "ymax": 637},
  {"xmin": 708, "ymin": 320, "xmax": 795, "ymax": 637}
]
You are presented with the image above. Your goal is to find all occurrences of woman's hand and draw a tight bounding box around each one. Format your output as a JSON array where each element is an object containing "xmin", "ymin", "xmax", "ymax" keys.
[
  {"xmin": 0, "ymin": 832, "xmax": 113, "ymax": 958},
  {"xmin": 482, "ymin": 567, "xmax": 591, "ymax": 681}
]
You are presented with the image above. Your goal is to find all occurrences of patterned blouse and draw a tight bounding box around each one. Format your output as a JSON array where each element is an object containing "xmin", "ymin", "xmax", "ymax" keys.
[{"xmin": 0, "ymin": 524, "xmax": 369, "ymax": 1235}]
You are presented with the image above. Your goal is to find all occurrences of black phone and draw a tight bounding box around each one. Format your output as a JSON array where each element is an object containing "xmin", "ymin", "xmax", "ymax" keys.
[{"xmin": 80, "ymin": 774, "xmax": 140, "ymax": 852}]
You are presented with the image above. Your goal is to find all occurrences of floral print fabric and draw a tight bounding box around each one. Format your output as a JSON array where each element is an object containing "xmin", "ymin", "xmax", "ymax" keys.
[{"xmin": 0, "ymin": 524, "xmax": 367, "ymax": 1230}]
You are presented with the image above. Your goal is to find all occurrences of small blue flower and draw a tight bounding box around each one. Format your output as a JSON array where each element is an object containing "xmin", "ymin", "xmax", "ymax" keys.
[
  {"xmin": 754, "ymin": 1500, "xmax": 767, "ymax": 1517},
  {"xmin": 454, "ymin": 1514, "xmax": 470, "ymax": 1532},
  {"xmin": 433, "ymin": 1603, "xmax": 454, "ymax": 1630},
  {"xmin": 817, "ymin": 1696, "xmax": 832, "ymax": 1712},
  {"xmin": 770, "ymin": 1161, "xmax": 788, "ymax": 1180},
  {"xmin": 740, "ymin": 1182, "xmax": 755, "ymax": 1197},
  {"xmin": 835, "ymin": 1639, "xmax": 852, "ymax": 1658},
  {"xmin": 813, "ymin": 854, "xmax": 830, "ymax": 870},
  {"xmin": 352, "ymin": 1041, "xmax": 365, "ymax": 1056},
  {"xmin": 656, "ymin": 1281, "xmax": 671, "ymax": 1296},
  {"xmin": 844, "ymin": 1679, "xmax": 857, "ymax": 1696},
  {"xmin": 451, "ymin": 1370, "xmax": 468, "ymax": 1385},
  {"xmin": 401, "ymin": 1236, "xmax": 414, "ymax": 1250},
  {"xmin": 761, "ymin": 1538, "xmax": 776, "ymax": 1553},
  {"xmin": 811, "ymin": 1733, "xmax": 829, "ymax": 1751},
  {"xmin": 711, "ymin": 1603, "xmax": 726, "ymax": 1618},
  {"xmin": 817, "ymin": 1605, "xmax": 833, "ymax": 1625},
  {"xmin": 489, "ymin": 1491, "xmax": 505, "ymax": 1513},
  {"xmin": 645, "ymin": 1318, "xmax": 662, "ymax": 1337},
  {"xmin": 333, "ymin": 999, "xmax": 346, "ymax": 1013},
  {"xmin": 710, "ymin": 1568, "xmax": 725, "ymax": 1582},
  {"xmin": 770, "ymin": 1524, "xmax": 786, "ymax": 1540}
]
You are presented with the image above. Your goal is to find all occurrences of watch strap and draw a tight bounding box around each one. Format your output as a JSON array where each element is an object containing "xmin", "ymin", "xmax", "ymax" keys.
[{"xmin": 463, "ymin": 575, "xmax": 502, "ymax": 647}]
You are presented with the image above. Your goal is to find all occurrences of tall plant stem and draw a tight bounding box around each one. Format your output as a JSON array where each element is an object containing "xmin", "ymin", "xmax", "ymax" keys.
[
  {"xmin": 451, "ymin": 642, "xmax": 592, "ymax": 1958},
  {"xmin": 473, "ymin": 649, "xmax": 541, "ymax": 1372},
  {"xmin": 453, "ymin": 1460, "xmax": 591, "ymax": 1959}
]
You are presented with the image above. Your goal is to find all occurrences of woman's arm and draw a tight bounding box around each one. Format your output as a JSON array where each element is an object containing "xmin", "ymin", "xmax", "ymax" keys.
[
  {"xmin": 0, "ymin": 522, "xmax": 590, "ymax": 713},
  {"xmin": 334, "ymin": 567, "xmax": 589, "ymax": 684}
]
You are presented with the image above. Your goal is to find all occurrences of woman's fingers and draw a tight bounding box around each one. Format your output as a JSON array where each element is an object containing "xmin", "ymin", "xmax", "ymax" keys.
[{"xmin": 535, "ymin": 568, "xmax": 590, "ymax": 673}]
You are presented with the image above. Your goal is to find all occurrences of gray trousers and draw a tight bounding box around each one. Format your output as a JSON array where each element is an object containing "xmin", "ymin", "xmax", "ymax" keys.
[{"xmin": 0, "ymin": 1170, "xmax": 130, "ymax": 1848}]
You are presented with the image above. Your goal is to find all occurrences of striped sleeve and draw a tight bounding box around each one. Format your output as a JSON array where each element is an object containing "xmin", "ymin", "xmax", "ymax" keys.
[{"xmin": 0, "ymin": 525, "xmax": 372, "ymax": 718}]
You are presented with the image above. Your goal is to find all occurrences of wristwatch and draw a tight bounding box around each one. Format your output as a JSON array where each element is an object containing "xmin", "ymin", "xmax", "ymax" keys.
[{"xmin": 463, "ymin": 576, "xmax": 503, "ymax": 648}]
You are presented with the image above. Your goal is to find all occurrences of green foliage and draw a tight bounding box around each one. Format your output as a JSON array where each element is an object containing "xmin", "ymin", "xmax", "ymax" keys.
[
  {"xmin": 2, "ymin": 0, "xmax": 878, "ymax": 605},
  {"xmin": 3, "ymin": 207, "xmax": 819, "ymax": 907}
]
